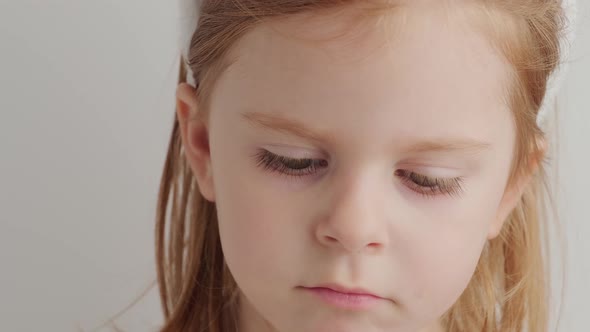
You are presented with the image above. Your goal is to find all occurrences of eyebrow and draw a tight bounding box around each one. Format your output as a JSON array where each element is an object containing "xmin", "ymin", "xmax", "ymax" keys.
[
  {"xmin": 240, "ymin": 111, "xmax": 492, "ymax": 154},
  {"xmin": 241, "ymin": 111, "xmax": 334, "ymax": 143}
]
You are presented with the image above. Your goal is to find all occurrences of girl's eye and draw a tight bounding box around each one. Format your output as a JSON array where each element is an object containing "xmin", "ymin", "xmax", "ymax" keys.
[
  {"xmin": 253, "ymin": 149, "xmax": 329, "ymax": 178},
  {"xmin": 395, "ymin": 169, "xmax": 465, "ymax": 199}
]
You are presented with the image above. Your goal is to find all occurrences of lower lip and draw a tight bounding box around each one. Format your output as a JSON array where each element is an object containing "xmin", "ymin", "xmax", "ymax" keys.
[{"xmin": 303, "ymin": 287, "xmax": 383, "ymax": 310}]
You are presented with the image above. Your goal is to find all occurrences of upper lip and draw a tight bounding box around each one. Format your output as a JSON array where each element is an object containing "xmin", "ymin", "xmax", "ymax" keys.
[{"xmin": 304, "ymin": 283, "xmax": 384, "ymax": 299}]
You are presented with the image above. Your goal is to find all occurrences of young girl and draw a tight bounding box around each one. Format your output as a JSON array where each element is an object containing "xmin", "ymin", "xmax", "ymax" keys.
[{"xmin": 156, "ymin": 0, "xmax": 576, "ymax": 331}]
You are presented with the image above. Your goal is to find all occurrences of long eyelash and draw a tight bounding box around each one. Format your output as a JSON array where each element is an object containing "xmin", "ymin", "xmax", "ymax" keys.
[
  {"xmin": 254, "ymin": 149, "xmax": 326, "ymax": 177},
  {"xmin": 395, "ymin": 169, "xmax": 464, "ymax": 199}
]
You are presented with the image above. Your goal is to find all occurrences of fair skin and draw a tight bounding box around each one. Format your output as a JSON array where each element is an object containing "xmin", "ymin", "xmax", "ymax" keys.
[{"xmin": 176, "ymin": 3, "xmax": 541, "ymax": 332}]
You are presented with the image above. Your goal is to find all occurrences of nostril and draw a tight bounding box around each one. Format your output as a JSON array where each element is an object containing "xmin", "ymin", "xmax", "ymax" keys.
[
  {"xmin": 324, "ymin": 236, "xmax": 338, "ymax": 243},
  {"xmin": 368, "ymin": 242, "xmax": 384, "ymax": 251}
]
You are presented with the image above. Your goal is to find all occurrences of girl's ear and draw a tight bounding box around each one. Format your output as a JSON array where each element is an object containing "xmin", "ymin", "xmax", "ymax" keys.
[
  {"xmin": 488, "ymin": 137, "xmax": 547, "ymax": 240},
  {"xmin": 175, "ymin": 83, "xmax": 216, "ymax": 202}
]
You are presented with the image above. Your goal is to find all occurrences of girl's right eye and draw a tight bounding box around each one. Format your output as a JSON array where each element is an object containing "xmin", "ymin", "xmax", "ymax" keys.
[{"xmin": 253, "ymin": 149, "xmax": 329, "ymax": 178}]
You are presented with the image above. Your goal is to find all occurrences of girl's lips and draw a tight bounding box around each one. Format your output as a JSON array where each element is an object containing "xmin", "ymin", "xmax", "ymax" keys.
[
  {"xmin": 300, "ymin": 285, "xmax": 386, "ymax": 310},
  {"xmin": 311, "ymin": 283, "xmax": 383, "ymax": 298}
]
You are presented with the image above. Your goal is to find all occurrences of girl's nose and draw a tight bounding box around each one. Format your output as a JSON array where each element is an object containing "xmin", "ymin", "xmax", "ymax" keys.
[{"xmin": 314, "ymin": 170, "xmax": 390, "ymax": 255}]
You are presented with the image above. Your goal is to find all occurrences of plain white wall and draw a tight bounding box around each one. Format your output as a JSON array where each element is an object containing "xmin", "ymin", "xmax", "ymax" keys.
[{"xmin": 0, "ymin": 1, "xmax": 588, "ymax": 331}]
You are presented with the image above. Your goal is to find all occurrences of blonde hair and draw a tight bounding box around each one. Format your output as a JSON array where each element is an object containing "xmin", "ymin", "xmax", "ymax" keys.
[{"xmin": 105, "ymin": 1, "xmax": 570, "ymax": 331}]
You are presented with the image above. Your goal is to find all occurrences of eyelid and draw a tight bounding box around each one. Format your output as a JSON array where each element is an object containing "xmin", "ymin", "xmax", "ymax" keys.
[
  {"xmin": 253, "ymin": 149, "xmax": 328, "ymax": 178},
  {"xmin": 262, "ymin": 144, "xmax": 323, "ymax": 160},
  {"xmin": 404, "ymin": 166, "xmax": 462, "ymax": 179},
  {"xmin": 398, "ymin": 161, "xmax": 467, "ymax": 174},
  {"xmin": 395, "ymin": 169, "xmax": 465, "ymax": 198},
  {"xmin": 399, "ymin": 156, "xmax": 481, "ymax": 174}
]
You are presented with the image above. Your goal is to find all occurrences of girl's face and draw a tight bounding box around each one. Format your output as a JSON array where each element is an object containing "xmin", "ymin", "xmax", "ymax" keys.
[{"xmin": 181, "ymin": 4, "xmax": 524, "ymax": 332}]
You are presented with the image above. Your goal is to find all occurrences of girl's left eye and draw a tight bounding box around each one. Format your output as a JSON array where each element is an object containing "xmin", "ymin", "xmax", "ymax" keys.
[{"xmin": 253, "ymin": 149, "xmax": 328, "ymax": 178}]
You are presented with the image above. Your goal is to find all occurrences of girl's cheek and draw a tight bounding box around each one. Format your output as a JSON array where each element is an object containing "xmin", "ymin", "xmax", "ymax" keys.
[
  {"xmin": 217, "ymin": 171, "xmax": 287, "ymax": 252},
  {"xmin": 402, "ymin": 228, "xmax": 487, "ymax": 318},
  {"xmin": 396, "ymin": 196, "xmax": 493, "ymax": 311}
]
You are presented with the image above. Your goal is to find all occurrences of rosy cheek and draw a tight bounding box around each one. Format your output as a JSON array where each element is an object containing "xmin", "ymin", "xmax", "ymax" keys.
[
  {"xmin": 217, "ymin": 178, "xmax": 285, "ymax": 272},
  {"xmin": 399, "ymin": 212, "xmax": 489, "ymax": 316}
]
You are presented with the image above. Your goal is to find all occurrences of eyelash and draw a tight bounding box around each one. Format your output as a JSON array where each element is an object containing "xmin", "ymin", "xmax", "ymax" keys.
[
  {"xmin": 254, "ymin": 149, "xmax": 329, "ymax": 177},
  {"xmin": 394, "ymin": 169, "xmax": 465, "ymax": 199},
  {"xmin": 254, "ymin": 149, "xmax": 465, "ymax": 198}
]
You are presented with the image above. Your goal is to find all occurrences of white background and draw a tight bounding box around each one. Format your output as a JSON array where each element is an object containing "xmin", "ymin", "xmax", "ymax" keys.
[{"xmin": 0, "ymin": 1, "xmax": 588, "ymax": 331}]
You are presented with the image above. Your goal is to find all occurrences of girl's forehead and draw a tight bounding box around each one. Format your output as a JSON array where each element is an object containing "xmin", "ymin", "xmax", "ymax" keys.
[
  {"xmin": 223, "ymin": 3, "xmax": 510, "ymax": 97},
  {"xmin": 212, "ymin": 3, "xmax": 514, "ymax": 151}
]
